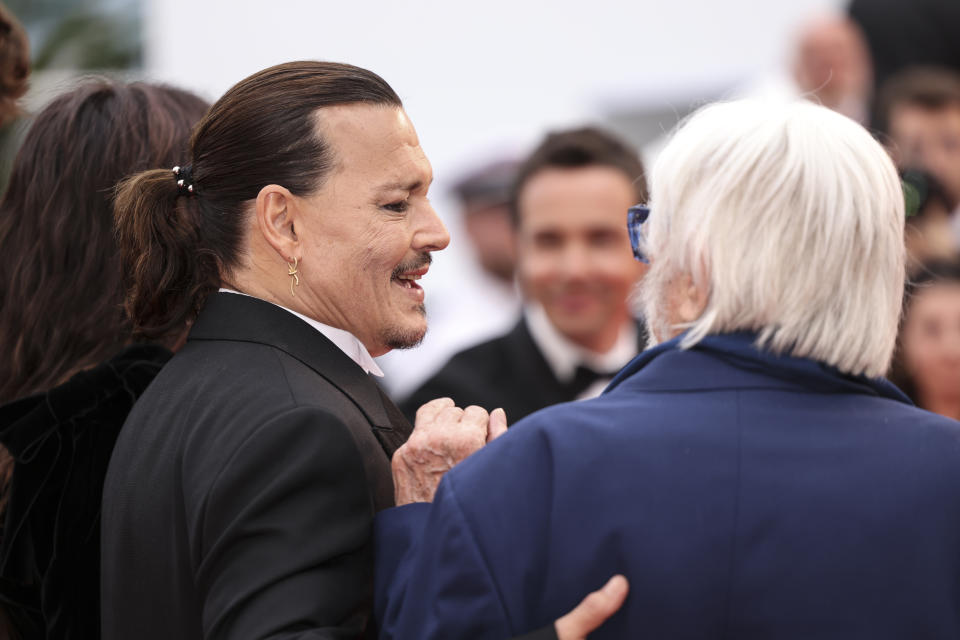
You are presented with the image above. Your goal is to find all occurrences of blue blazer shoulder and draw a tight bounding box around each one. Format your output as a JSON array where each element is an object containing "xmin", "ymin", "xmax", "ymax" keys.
[{"xmin": 375, "ymin": 333, "xmax": 960, "ymax": 640}]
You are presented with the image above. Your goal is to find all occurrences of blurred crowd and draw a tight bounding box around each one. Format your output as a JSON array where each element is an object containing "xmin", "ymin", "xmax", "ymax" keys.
[
  {"xmin": 0, "ymin": 0, "xmax": 959, "ymax": 637},
  {"xmin": 386, "ymin": 0, "xmax": 960, "ymax": 423}
]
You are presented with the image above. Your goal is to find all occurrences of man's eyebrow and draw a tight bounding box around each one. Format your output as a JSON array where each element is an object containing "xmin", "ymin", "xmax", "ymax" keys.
[{"xmin": 376, "ymin": 176, "xmax": 433, "ymax": 193}]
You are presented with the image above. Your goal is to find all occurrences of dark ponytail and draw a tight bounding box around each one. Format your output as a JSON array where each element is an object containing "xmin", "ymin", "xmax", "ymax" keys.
[
  {"xmin": 114, "ymin": 169, "xmax": 220, "ymax": 345},
  {"xmin": 113, "ymin": 60, "xmax": 403, "ymax": 342}
]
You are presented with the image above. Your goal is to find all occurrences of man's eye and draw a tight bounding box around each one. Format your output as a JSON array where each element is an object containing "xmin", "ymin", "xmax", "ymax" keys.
[
  {"xmin": 383, "ymin": 201, "xmax": 409, "ymax": 213},
  {"xmin": 588, "ymin": 230, "xmax": 621, "ymax": 247},
  {"xmin": 533, "ymin": 233, "xmax": 563, "ymax": 249}
]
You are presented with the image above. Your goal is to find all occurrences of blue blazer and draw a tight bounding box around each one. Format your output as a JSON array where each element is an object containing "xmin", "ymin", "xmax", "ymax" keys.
[{"xmin": 375, "ymin": 333, "xmax": 960, "ymax": 639}]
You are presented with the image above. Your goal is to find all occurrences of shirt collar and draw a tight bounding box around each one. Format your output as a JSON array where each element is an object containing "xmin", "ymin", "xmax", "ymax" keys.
[
  {"xmin": 218, "ymin": 289, "xmax": 384, "ymax": 377},
  {"xmin": 524, "ymin": 303, "xmax": 639, "ymax": 383}
]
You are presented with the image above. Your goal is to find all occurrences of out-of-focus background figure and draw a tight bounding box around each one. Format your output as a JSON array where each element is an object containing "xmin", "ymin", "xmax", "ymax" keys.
[
  {"xmin": 457, "ymin": 160, "xmax": 521, "ymax": 288},
  {"xmin": 848, "ymin": 0, "xmax": 960, "ymax": 113},
  {"xmin": 890, "ymin": 260, "xmax": 960, "ymax": 421},
  {"xmin": 0, "ymin": 0, "xmax": 142, "ymax": 180},
  {"xmin": 792, "ymin": 14, "xmax": 873, "ymax": 123},
  {"xmin": 878, "ymin": 69, "xmax": 960, "ymax": 208},
  {"xmin": 0, "ymin": 82, "xmax": 208, "ymax": 401},
  {"xmin": 900, "ymin": 169, "xmax": 958, "ymax": 269},
  {"xmin": 874, "ymin": 69, "xmax": 960, "ymax": 267},
  {"xmin": 0, "ymin": 79, "xmax": 207, "ymax": 639},
  {"xmin": 0, "ymin": 2, "xmax": 28, "ymax": 190},
  {"xmin": 401, "ymin": 128, "xmax": 647, "ymax": 422}
]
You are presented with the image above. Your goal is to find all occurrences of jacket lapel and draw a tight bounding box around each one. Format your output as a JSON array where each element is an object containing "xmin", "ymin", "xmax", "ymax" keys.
[
  {"xmin": 188, "ymin": 293, "xmax": 409, "ymax": 457},
  {"xmin": 371, "ymin": 380, "xmax": 413, "ymax": 456}
]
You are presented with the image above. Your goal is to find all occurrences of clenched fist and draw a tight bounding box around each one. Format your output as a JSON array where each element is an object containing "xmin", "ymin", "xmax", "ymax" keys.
[{"xmin": 392, "ymin": 398, "xmax": 507, "ymax": 504}]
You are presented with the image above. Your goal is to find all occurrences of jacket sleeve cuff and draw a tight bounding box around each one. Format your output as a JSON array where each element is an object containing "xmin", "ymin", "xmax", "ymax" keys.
[
  {"xmin": 373, "ymin": 502, "xmax": 432, "ymax": 625},
  {"xmin": 511, "ymin": 626, "xmax": 560, "ymax": 640}
]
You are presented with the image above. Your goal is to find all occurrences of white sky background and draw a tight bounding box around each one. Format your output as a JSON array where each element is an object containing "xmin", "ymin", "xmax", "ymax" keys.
[
  {"xmin": 144, "ymin": 0, "xmax": 843, "ymax": 199},
  {"xmin": 143, "ymin": 0, "xmax": 844, "ymax": 391}
]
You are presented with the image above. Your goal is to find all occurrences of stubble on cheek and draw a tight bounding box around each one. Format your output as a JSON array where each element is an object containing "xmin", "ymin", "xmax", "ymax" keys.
[
  {"xmin": 359, "ymin": 230, "xmax": 430, "ymax": 350},
  {"xmin": 381, "ymin": 316, "xmax": 427, "ymax": 350}
]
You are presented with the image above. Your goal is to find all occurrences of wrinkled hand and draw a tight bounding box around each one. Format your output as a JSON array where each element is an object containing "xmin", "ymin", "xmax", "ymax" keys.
[
  {"xmin": 393, "ymin": 398, "xmax": 508, "ymax": 505},
  {"xmin": 555, "ymin": 576, "xmax": 629, "ymax": 640}
]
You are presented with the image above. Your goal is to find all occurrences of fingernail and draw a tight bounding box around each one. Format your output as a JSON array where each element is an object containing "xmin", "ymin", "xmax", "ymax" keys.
[{"xmin": 604, "ymin": 575, "xmax": 628, "ymax": 595}]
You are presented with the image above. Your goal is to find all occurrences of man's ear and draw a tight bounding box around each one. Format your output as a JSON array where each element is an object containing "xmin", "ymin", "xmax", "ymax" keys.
[
  {"xmin": 676, "ymin": 272, "xmax": 709, "ymax": 324},
  {"xmin": 255, "ymin": 184, "xmax": 299, "ymax": 261}
]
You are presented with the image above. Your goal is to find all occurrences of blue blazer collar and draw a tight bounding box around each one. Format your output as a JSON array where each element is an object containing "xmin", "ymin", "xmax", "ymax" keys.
[{"xmin": 605, "ymin": 331, "xmax": 911, "ymax": 405}]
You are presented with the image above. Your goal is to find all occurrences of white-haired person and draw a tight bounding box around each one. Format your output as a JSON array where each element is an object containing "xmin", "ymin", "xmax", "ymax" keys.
[{"xmin": 374, "ymin": 99, "xmax": 960, "ymax": 639}]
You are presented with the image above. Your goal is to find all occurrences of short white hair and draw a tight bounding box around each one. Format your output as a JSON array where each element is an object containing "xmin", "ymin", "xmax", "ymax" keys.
[{"xmin": 643, "ymin": 99, "xmax": 905, "ymax": 378}]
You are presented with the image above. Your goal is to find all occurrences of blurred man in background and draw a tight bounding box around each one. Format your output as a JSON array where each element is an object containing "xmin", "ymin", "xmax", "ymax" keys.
[
  {"xmin": 402, "ymin": 127, "xmax": 647, "ymax": 423},
  {"xmin": 792, "ymin": 14, "xmax": 873, "ymax": 124},
  {"xmin": 456, "ymin": 159, "xmax": 521, "ymax": 288},
  {"xmin": 877, "ymin": 68, "xmax": 960, "ymax": 211},
  {"xmin": 875, "ymin": 67, "xmax": 960, "ymax": 262}
]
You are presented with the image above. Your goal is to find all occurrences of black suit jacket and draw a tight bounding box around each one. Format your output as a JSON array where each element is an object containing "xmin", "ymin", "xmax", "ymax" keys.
[
  {"xmin": 401, "ymin": 317, "xmax": 646, "ymax": 424},
  {"xmin": 100, "ymin": 293, "xmax": 411, "ymax": 639}
]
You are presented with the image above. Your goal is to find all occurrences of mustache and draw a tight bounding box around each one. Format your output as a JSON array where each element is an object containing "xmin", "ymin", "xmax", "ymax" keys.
[{"xmin": 390, "ymin": 253, "xmax": 432, "ymax": 280}]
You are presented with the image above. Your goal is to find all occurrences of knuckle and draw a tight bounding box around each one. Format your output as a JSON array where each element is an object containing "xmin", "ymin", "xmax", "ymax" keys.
[
  {"xmin": 441, "ymin": 406, "xmax": 465, "ymax": 419},
  {"xmin": 415, "ymin": 397, "xmax": 453, "ymax": 418}
]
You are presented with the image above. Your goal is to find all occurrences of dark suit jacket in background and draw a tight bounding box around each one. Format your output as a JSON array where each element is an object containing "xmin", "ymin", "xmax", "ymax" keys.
[
  {"xmin": 100, "ymin": 293, "xmax": 410, "ymax": 640},
  {"xmin": 401, "ymin": 317, "xmax": 646, "ymax": 424}
]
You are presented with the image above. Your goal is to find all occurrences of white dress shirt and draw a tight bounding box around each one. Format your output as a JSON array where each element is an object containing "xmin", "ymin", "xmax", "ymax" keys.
[
  {"xmin": 218, "ymin": 289, "xmax": 384, "ymax": 377},
  {"xmin": 524, "ymin": 303, "xmax": 639, "ymax": 400}
]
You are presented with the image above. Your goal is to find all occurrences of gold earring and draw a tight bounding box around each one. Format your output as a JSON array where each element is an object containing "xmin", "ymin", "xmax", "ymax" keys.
[{"xmin": 287, "ymin": 256, "xmax": 300, "ymax": 296}]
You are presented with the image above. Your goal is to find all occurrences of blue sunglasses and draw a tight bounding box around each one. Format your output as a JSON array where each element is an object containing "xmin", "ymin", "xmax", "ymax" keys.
[{"xmin": 627, "ymin": 204, "xmax": 650, "ymax": 263}]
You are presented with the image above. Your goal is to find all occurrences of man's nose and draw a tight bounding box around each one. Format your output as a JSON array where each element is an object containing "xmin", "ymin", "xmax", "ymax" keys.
[
  {"xmin": 414, "ymin": 203, "xmax": 450, "ymax": 253},
  {"xmin": 558, "ymin": 243, "xmax": 591, "ymax": 280}
]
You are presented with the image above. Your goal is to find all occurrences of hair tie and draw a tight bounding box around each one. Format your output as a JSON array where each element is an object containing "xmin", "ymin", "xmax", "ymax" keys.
[{"xmin": 171, "ymin": 165, "xmax": 195, "ymax": 197}]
